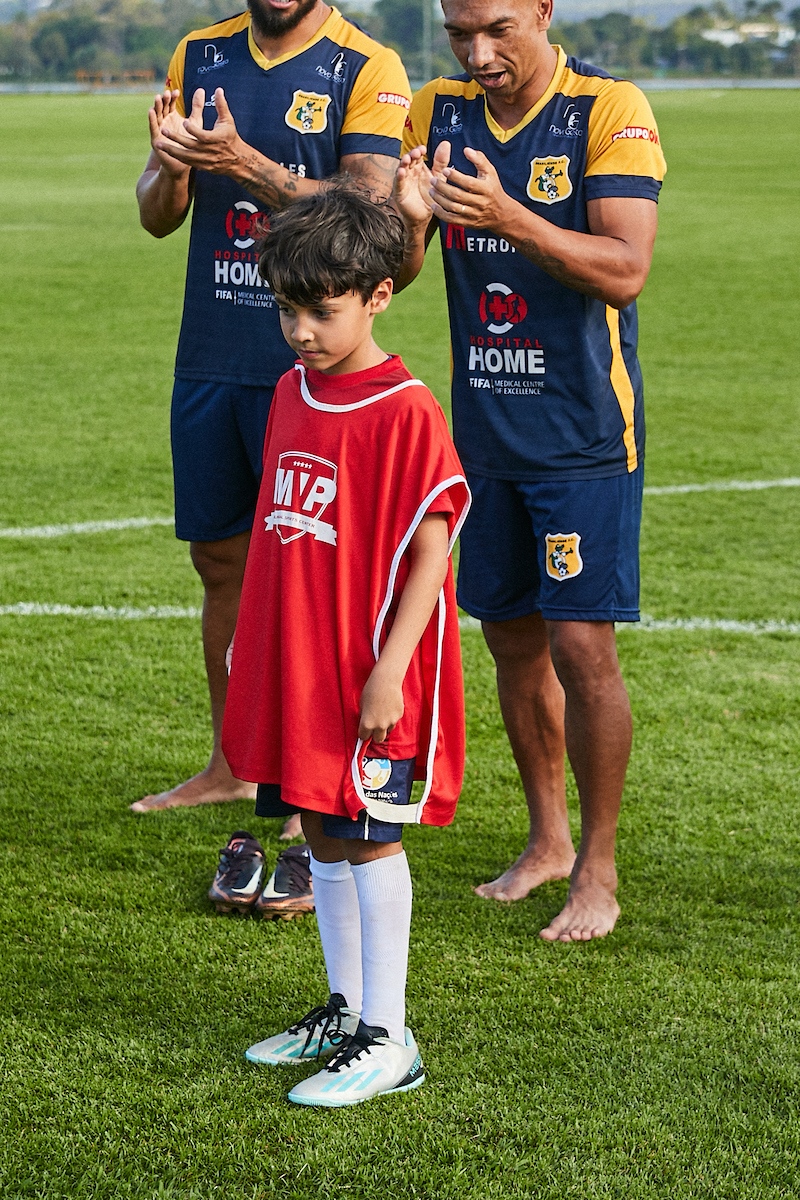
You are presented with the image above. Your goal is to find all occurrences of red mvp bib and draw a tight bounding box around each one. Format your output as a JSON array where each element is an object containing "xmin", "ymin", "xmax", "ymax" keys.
[{"xmin": 222, "ymin": 356, "xmax": 471, "ymax": 827}]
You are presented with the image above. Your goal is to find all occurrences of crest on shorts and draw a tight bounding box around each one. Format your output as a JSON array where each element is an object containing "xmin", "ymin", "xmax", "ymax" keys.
[
  {"xmin": 545, "ymin": 532, "xmax": 583, "ymax": 580},
  {"xmin": 265, "ymin": 452, "xmax": 338, "ymax": 545},
  {"xmin": 527, "ymin": 155, "xmax": 572, "ymax": 205},
  {"xmin": 361, "ymin": 758, "xmax": 392, "ymax": 791},
  {"xmin": 285, "ymin": 90, "xmax": 331, "ymax": 134}
]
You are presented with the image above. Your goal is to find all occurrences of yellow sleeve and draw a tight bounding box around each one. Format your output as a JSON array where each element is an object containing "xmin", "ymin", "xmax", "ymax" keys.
[
  {"xmin": 340, "ymin": 45, "xmax": 411, "ymax": 150},
  {"xmin": 585, "ymin": 80, "xmax": 666, "ymax": 199},
  {"xmin": 164, "ymin": 39, "xmax": 188, "ymax": 116},
  {"xmin": 402, "ymin": 79, "xmax": 439, "ymax": 156}
]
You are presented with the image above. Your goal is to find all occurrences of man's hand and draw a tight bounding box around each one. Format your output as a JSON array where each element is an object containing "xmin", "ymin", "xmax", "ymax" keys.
[
  {"xmin": 154, "ymin": 87, "xmax": 248, "ymax": 176},
  {"xmin": 429, "ymin": 145, "xmax": 513, "ymax": 229},
  {"xmin": 359, "ymin": 663, "xmax": 404, "ymax": 745},
  {"xmin": 147, "ymin": 89, "xmax": 189, "ymax": 179}
]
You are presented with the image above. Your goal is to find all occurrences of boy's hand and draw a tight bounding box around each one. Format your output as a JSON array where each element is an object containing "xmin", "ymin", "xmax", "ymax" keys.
[{"xmin": 359, "ymin": 663, "xmax": 404, "ymax": 744}]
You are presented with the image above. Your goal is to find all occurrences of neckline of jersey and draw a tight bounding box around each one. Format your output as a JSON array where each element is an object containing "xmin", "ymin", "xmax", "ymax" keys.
[
  {"xmin": 298, "ymin": 358, "xmax": 423, "ymax": 412},
  {"xmin": 247, "ymin": 5, "xmax": 343, "ymax": 72},
  {"xmin": 483, "ymin": 45, "xmax": 567, "ymax": 144}
]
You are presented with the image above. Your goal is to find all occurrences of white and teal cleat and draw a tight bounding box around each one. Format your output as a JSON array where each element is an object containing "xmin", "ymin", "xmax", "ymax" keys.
[
  {"xmin": 245, "ymin": 993, "xmax": 360, "ymax": 1066},
  {"xmin": 287, "ymin": 1021, "xmax": 425, "ymax": 1107}
]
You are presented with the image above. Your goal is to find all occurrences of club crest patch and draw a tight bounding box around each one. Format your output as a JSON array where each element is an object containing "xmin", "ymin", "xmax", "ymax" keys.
[
  {"xmin": 285, "ymin": 90, "xmax": 331, "ymax": 134},
  {"xmin": 545, "ymin": 532, "xmax": 583, "ymax": 580},
  {"xmin": 361, "ymin": 758, "xmax": 392, "ymax": 791},
  {"xmin": 527, "ymin": 155, "xmax": 572, "ymax": 205}
]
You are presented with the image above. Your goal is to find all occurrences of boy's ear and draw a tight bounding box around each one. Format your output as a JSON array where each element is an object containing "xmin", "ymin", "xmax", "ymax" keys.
[{"xmin": 369, "ymin": 278, "xmax": 394, "ymax": 315}]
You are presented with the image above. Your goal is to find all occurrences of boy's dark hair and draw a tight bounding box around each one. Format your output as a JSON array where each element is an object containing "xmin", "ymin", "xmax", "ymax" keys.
[{"xmin": 258, "ymin": 183, "xmax": 406, "ymax": 307}]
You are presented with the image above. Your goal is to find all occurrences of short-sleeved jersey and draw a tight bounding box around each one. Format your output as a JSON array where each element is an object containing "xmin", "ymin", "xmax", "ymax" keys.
[
  {"xmin": 403, "ymin": 47, "xmax": 666, "ymax": 481},
  {"xmin": 166, "ymin": 8, "xmax": 410, "ymax": 386},
  {"xmin": 222, "ymin": 355, "xmax": 471, "ymax": 828}
]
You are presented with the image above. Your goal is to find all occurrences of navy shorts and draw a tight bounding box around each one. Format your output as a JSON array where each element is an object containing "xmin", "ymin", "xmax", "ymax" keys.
[
  {"xmin": 457, "ymin": 468, "xmax": 643, "ymax": 623},
  {"xmin": 171, "ymin": 378, "xmax": 274, "ymax": 543},
  {"xmin": 255, "ymin": 758, "xmax": 415, "ymax": 844}
]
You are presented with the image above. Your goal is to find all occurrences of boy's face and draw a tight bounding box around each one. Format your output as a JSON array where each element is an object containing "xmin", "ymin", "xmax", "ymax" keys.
[{"xmin": 275, "ymin": 282, "xmax": 392, "ymax": 376}]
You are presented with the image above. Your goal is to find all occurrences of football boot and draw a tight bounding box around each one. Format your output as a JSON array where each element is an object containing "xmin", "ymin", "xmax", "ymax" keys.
[
  {"xmin": 208, "ymin": 830, "xmax": 266, "ymax": 915},
  {"xmin": 253, "ymin": 842, "xmax": 315, "ymax": 920},
  {"xmin": 245, "ymin": 993, "xmax": 360, "ymax": 1065},
  {"xmin": 287, "ymin": 1021, "xmax": 425, "ymax": 1107}
]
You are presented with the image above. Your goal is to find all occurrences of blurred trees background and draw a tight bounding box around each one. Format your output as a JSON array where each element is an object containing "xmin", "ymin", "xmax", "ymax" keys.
[{"xmin": 0, "ymin": 0, "xmax": 797, "ymax": 82}]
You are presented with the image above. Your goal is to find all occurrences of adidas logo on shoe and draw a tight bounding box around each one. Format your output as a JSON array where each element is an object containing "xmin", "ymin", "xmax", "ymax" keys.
[{"xmin": 287, "ymin": 1021, "xmax": 426, "ymax": 1107}]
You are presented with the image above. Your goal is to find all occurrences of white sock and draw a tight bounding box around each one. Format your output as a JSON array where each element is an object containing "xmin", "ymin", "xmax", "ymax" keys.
[
  {"xmin": 351, "ymin": 851, "xmax": 412, "ymax": 1044},
  {"xmin": 309, "ymin": 855, "xmax": 363, "ymax": 1013}
]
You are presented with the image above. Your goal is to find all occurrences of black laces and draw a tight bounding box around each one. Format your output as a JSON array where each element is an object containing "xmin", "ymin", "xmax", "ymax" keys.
[
  {"xmin": 290, "ymin": 994, "xmax": 350, "ymax": 1059},
  {"xmin": 217, "ymin": 845, "xmax": 260, "ymax": 886},
  {"xmin": 325, "ymin": 1023, "xmax": 388, "ymax": 1073},
  {"xmin": 276, "ymin": 847, "xmax": 311, "ymax": 895}
]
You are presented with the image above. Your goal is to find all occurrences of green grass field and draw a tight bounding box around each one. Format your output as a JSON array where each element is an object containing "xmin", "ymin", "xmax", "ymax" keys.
[{"xmin": 1, "ymin": 89, "xmax": 799, "ymax": 1198}]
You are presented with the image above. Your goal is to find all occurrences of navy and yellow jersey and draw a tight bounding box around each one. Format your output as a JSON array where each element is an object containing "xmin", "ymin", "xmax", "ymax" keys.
[
  {"xmin": 167, "ymin": 8, "xmax": 410, "ymax": 386},
  {"xmin": 404, "ymin": 47, "xmax": 666, "ymax": 481}
]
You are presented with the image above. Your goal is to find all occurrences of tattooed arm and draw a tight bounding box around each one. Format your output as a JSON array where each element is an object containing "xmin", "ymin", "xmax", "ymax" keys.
[
  {"xmin": 150, "ymin": 86, "xmax": 399, "ymax": 213},
  {"xmin": 340, "ymin": 152, "xmax": 399, "ymax": 201},
  {"xmin": 428, "ymin": 144, "xmax": 658, "ymax": 310}
]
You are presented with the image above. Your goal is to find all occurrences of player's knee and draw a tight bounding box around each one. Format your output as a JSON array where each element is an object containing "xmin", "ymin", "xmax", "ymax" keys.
[
  {"xmin": 190, "ymin": 538, "xmax": 247, "ymax": 589},
  {"xmin": 547, "ymin": 621, "xmax": 620, "ymax": 696}
]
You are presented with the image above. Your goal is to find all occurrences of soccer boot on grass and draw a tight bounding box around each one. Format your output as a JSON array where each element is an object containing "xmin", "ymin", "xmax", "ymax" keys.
[
  {"xmin": 253, "ymin": 843, "xmax": 314, "ymax": 920},
  {"xmin": 287, "ymin": 1020, "xmax": 425, "ymax": 1107},
  {"xmin": 208, "ymin": 830, "xmax": 266, "ymax": 915},
  {"xmin": 245, "ymin": 992, "xmax": 360, "ymax": 1066}
]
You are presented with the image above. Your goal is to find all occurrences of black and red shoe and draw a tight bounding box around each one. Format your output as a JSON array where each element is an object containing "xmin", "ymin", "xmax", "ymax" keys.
[
  {"xmin": 208, "ymin": 831, "xmax": 266, "ymax": 914},
  {"xmin": 254, "ymin": 843, "xmax": 315, "ymax": 920}
]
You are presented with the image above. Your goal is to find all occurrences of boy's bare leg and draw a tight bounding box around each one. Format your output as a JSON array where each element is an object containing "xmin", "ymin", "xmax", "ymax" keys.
[
  {"xmin": 538, "ymin": 620, "xmax": 628, "ymax": 942},
  {"xmin": 131, "ymin": 531, "xmax": 257, "ymax": 813},
  {"xmin": 301, "ymin": 812, "xmax": 403, "ymax": 864},
  {"xmin": 475, "ymin": 613, "xmax": 575, "ymax": 901}
]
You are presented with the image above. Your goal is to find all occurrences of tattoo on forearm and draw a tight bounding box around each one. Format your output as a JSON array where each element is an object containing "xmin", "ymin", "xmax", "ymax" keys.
[
  {"xmin": 345, "ymin": 154, "xmax": 398, "ymax": 200},
  {"xmin": 515, "ymin": 239, "xmax": 608, "ymax": 301}
]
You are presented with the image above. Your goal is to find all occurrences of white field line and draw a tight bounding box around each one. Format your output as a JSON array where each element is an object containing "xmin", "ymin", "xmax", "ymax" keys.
[
  {"xmin": 0, "ymin": 516, "xmax": 173, "ymax": 539},
  {"xmin": 458, "ymin": 614, "xmax": 800, "ymax": 635},
  {"xmin": 1, "ymin": 478, "xmax": 799, "ymax": 540},
  {"xmin": 0, "ymin": 605, "xmax": 798, "ymax": 634},
  {"xmin": 0, "ymin": 603, "xmax": 201, "ymax": 619},
  {"xmin": 643, "ymin": 477, "xmax": 800, "ymax": 496}
]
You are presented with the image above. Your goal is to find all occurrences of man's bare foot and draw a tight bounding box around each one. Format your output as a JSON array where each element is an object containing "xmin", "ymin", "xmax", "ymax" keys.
[
  {"xmin": 279, "ymin": 813, "xmax": 304, "ymax": 841},
  {"xmin": 130, "ymin": 766, "xmax": 257, "ymax": 813},
  {"xmin": 539, "ymin": 877, "xmax": 619, "ymax": 942},
  {"xmin": 474, "ymin": 844, "xmax": 575, "ymax": 902}
]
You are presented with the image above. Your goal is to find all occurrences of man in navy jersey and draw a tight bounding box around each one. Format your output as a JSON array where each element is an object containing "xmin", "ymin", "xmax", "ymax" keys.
[
  {"xmin": 394, "ymin": 0, "xmax": 665, "ymax": 940},
  {"xmin": 133, "ymin": 0, "xmax": 410, "ymax": 814}
]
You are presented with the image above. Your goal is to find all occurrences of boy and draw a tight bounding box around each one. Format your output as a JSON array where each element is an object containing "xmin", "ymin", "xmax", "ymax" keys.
[{"xmin": 221, "ymin": 187, "xmax": 471, "ymax": 1108}]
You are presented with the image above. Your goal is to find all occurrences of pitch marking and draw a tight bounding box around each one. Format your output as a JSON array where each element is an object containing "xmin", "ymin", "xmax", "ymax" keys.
[
  {"xmin": 0, "ymin": 603, "xmax": 201, "ymax": 619},
  {"xmin": 458, "ymin": 614, "xmax": 800, "ymax": 636},
  {"xmin": 643, "ymin": 477, "xmax": 800, "ymax": 496},
  {"xmin": 0, "ymin": 517, "xmax": 173, "ymax": 539},
  {"xmin": 1, "ymin": 604, "xmax": 797, "ymax": 634},
  {"xmin": 1, "ymin": 479, "xmax": 799, "ymax": 539}
]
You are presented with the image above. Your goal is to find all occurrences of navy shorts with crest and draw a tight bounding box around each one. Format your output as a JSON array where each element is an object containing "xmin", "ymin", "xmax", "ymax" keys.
[{"xmin": 457, "ymin": 467, "xmax": 643, "ymax": 623}]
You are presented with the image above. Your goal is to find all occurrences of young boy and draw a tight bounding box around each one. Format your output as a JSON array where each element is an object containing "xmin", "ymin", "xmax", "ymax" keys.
[{"xmin": 221, "ymin": 187, "xmax": 470, "ymax": 1108}]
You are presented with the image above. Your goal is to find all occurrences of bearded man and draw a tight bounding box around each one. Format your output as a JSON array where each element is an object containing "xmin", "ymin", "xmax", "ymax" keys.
[{"xmin": 134, "ymin": 0, "xmax": 409, "ymax": 815}]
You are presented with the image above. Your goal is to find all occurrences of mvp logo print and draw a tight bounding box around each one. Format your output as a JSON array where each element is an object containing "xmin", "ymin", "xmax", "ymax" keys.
[
  {"xmin": 285, "ymin": 90, "xmax": 331, "ymax": 134},
  {"xmin": 545, "ymin": 532, "xmax": 583, "ymax": 580},
  {"xmin": 527, "ymin": 155, "xmax": 572, "ymax": 205},
  {"xmin": 265, "ymin": 453, "xmax": 337, "ymax": 545}
]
